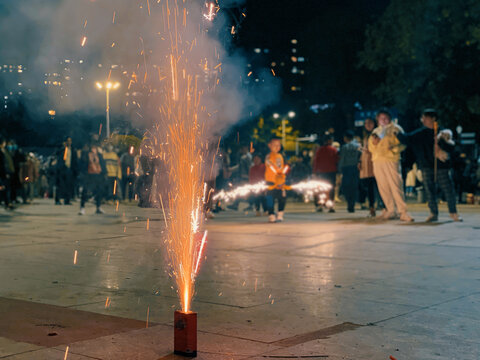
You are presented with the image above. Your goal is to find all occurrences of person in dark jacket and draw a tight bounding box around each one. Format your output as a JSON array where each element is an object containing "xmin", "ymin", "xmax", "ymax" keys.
[
  {"xmin": 78, "ymin": 142, "xmax": 106, "ymax": 215},
  {"xmin": 339, "ymin": 130, "xmax": 361, "ymax": 213},
  {"xmin": 56, "ymin": 137, "xmax": 77, "ymax": 205},
  {"xmin": 409, "ymin": 109, "xmax": 462, "ymax": 222},
  {"xmin": 312, "ymin": 134, "xmax": 338, "ymax": 212},
  {"xmin": 0, "ymin": 137, "xmax": 15, "ymax": 209}
]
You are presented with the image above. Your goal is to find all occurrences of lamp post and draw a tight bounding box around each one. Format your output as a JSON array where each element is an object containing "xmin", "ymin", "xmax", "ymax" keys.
[
  {"xmin": 95, "ymin": 81, "xmax": 120, "ymax": 138},
  {"xmin": 273, "ymin": 111, "xmax": 295, "ymax": 149}
]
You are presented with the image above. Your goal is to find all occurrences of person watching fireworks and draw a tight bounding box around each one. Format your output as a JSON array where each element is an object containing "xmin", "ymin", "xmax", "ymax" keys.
[{"xmin": 265, "ymin": 138, "xmax": 288, "ymax": 223}]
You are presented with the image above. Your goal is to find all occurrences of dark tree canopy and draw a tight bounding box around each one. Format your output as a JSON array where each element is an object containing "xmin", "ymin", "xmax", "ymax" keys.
[{"xmin": 360, "ymin": 0, "xmax": 480, "ymax": 131}]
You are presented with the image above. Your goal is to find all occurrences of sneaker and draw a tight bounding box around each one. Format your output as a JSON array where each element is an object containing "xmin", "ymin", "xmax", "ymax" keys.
[
  {"xmin": 316, "ymin": 206, "xmax": 323, "ymax": 213},
  {"xmin": 96, "ymin": 207, "xmax": 105, "ymax": 214},
  {"xmin": 276, "ymin": 211, "xmax": 284, "ymax": 222},
  {"xmin": 328, "ymin": 208, "xmax": 335, "ymax": 213},
  {"xmin": 369, "ymin": 207, "xmax": 376, "ymax": 218},
  {"xmin": 425, "ymin": 213, "xmax": 438, "ymax": 222},
  {"xmin": 78, "ymin": 207, "xmax": 85, "ymax": 215},
  {"xmin": 400, "ymin": 213, "xmax": 414, "ymax": 222},
  {"xmin": 449, "ymin": 213, "xmax": 463, "ymax": 222},
  {"xmin": 268, "ymin": 214, "xmax": 276, "ymax": 223}
]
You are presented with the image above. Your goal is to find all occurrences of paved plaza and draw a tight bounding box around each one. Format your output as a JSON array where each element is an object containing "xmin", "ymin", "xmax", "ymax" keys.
[{"xmin": 0, "ymin": 199, "xmax": 479, "ymax": 359}]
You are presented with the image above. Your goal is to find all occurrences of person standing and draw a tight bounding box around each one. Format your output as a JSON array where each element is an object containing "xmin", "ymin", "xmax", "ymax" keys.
[
  {"xmin": 408, "ymin": 109, "xmax": 462, "ymax": 222},
  {"xmin": 368, "ymin": 110, "xmax": 413, "ymax": 221},
  {"xmin": 103, "ymin": 144, "xmax": 122, "ymax": 202},
  {"xmin": 312, "ymin": 134, "xmax": 338, "ymax": 212},
  {"xmin": 265, "ymin": 138, "xmax": 288, "ymax": 223},
  {"xmin": 56, "ymin": 137, "xmax": 77, "ymax": 205},
  {"xmin": 79, "ymin": 142, "xmax": 106, "ymax": 215},
  {"xmin": 339, "ymin": 130, "xmax": 361, "ymax": 213},
  {"xmin": 249, "ymin": 153, "xmax": 266, "ymax": 216},
  {"xmin": 0, "ymin": 137, "xmax": 15, "ymax": 209},
  {"xmin": 359, "ymin": 118, "xmax": 379, "ymax": 217},
  {"xmin": 120, "ymin": 146, "xmax": 136, "ymax": 202}
]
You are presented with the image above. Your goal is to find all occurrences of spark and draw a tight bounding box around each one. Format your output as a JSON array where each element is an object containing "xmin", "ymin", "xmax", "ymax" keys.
[
  {"xmin": 231, "ymin": 26, "xmax": 235, "ymax": 34},
  {"xmin": 271, "ymin": 68, "xmax": 276, "ymax": 76},
  {"xmin": 146, "ymin": 306, "xmax": 149, "ymax": 328},
  {"xmin": 213, "ymin": 180, "xmax": 332, "ymax": 203},
  {"xmin": 115, "ymin": 201, "xmax": 119, "ymax": 212},
  {"xmin": 146, "ymin": 218, "xmax": 150, "ymax": 230},
  {"xmin": 73, "ymin": 250, "xmax": 78, "ymax": 265},
  {"xmin": 113, "ymin": 180, "xmax": 117, "ymax": 195},
  {"xmin": 254, "ymin": 278, "xmax": 258, "ymax": 292},
  {"xmin": 112, "ymin": 11, "xmax": 116, "ymax": 24},
  {"xmin": 81, "ymin": 36, "xmax": 87, "ymax": 47},
  {"xmin": 64, "ymin": 346, "xmax": 69, "ymax": 360},
  {"xmin": 247, "ymin": 71, "xmax": 252, "ymax": 77},
  {"xmin": 105, "ymin": 297, "xmax": 111, "ymax": 308},
  {"xmin": 194, "ymin": 231, "xmax": 208, "ymax": 274},
  {"xmin": 203, "ymin": 2, "xmax": 217, "ymax": 21}
]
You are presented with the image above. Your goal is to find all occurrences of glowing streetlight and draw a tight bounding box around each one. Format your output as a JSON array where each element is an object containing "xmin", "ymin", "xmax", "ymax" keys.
[
  {"xmin": 273, "ymin": 113, "xmax": 280, "ymax": 119},
  {"xmin": 95, "ymin": 81, "xmax": 120, "ymax": 138},
  {"xmin": 288, "ymin": 111, "xmax": 296, "ymax": 118}
]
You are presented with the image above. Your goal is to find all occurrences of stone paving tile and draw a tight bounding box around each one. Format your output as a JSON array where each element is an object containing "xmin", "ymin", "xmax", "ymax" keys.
[{"xmin": 0, "ymin": 337, "xmax": 42, "ymax": 358}]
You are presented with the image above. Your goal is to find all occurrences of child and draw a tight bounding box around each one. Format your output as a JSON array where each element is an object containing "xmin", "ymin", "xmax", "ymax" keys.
[
  {"xmin": 265, "ymin": 138, "xmax": 288, "ymax": 223},
  {"xmin": 249, "ymin": 154, "xmax": 266, "ymax": 216}
]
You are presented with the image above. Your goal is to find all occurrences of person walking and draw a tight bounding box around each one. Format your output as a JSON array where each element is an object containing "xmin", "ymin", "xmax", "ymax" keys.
[
  {"xmin": 312, "ymin": 134, "xmax": 338, "ymax": 212},
  {"xmin": 339, "ymin": 130, "xmax": 361, "ymax": 213},
  {"xmin": 408, "ymin": 109, "xmax": 462, "ymax": 222},
  {"xmin": 368, "ymin": 110, "xmax": 414, "ymax": 222},
  {"xmin": 79, "ymin": 142, "xmax": 106, "ymax": 215}
]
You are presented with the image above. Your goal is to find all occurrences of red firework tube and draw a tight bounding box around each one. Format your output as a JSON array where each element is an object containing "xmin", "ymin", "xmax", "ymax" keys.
[{"xmin": 174, "ymin": 311, "xmax": 197, "ymax": 357}]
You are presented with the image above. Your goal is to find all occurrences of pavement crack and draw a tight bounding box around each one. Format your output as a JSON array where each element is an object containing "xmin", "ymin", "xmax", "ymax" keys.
[{"xmin": 368, "ymin": 291, "xmax": 480, "ymax": 326}]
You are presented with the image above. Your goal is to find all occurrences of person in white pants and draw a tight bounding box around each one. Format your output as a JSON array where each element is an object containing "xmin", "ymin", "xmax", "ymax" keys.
[{"xmin": 368, "ymin": 110, "xmax": 414, "ymax": 222}]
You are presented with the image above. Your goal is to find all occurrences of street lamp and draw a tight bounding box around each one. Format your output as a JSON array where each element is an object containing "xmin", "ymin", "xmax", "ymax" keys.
[
  {"xmin": 95, "ymin": 81, "xmax": 120, "ymax": 138},
  {"xmin": 272, "ymin": 111, "xmax": 296, "ymax": 148}
]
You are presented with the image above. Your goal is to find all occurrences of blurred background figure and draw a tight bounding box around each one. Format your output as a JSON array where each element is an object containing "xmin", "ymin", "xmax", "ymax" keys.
[
  {"xmin": 103, "ymin": 144, "xmax": 122, "ymax": 202},
  {"xmin": 120, "ymin": 146, "xmax": 136, "ymax": 202}
]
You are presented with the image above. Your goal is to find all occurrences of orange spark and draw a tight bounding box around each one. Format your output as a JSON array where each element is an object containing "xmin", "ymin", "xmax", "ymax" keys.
[
  {"xmin": 112, "ymin": 11, "xmax": 116, "ymax": 24},
  {"xmin": 146, "ymin": 218, "xmax": 150, "ymax": 230},
  {"xmin": 81, "ymin": 36, "xmax": 87, "ymax": 47},
  {"xmin": 113, "ymin": 180, "xmax": 117, "ymax": 195},
  {"xmin": 146, "ymin": 306, "xmax": 149, "ymax": 328},
  {"xmin": 73, "ymin": 250, "xmax": 78, "ymax": 265},
  {"xmin": 64, "ymin": 346, "xmax": 69, "ymax": 360},
  {"xmin": 247, "ymin": 71, "xmax": 252, "ymax": 77}
]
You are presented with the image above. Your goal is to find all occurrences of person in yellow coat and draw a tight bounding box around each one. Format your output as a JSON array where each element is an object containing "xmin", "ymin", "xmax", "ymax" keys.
[
  {"xmin": 265, "ymin": 138, "xmax": 289, "ymax": 223},
  {"xmin": 368, "ymin": 110, "xmax": 413, "ymax": 222},
  {"xmin": 103, "ymin": 144, "xmax": 122, "ymax": 201}
]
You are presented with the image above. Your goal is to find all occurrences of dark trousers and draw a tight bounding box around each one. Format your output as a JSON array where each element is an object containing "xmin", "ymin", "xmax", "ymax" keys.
[
  {"xmin": 251, "ymin": 194, "xmax": 266, "ymax": 212},
  {"xmin": 0, "ymin": 177, "xmax": 12, "ymax": 208},
  {"xmin": 122, "ymin": 175, "xmax": 135, "ymax": 201},
  {"xmin": 360, "ymin": 177, "xmax": 377, "ymax": 208},
  {"xmin": 341, "ymin": 166, "xmax": 359, "ymax": 212},
  {"xmin": 80, "ymin": 174, "xmax": 104, "ymax": 208},
  {"xmin": 314, "ymin": 172, "xmax": 336, "ymax": 207},
  {"xmin": 422, "ymin": 168, "xmax": 457, "ymax": 215},
  {"xmin": 56, "ymin": 167, "xmax": 74, "ymax": 203},
  {"xmin": 266, "ymin": 189, "xmax": 286, "ymax": 215},
  {"xmin": 107, "ymin": 177, "xmax": 121, "ymax": 200}
]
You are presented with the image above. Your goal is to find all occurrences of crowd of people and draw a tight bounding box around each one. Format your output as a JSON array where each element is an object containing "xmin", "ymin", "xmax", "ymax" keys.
[
  {"xmin": 210, "ymin": 109, "xmax": 480, "ymax": 223},
  {"xmin": 1, "ymin": 108, "xmax": 479, "ymax": 223},
  {"xmin": 0, "ymin": 135, "xmax": 157, "ymax": 214}
]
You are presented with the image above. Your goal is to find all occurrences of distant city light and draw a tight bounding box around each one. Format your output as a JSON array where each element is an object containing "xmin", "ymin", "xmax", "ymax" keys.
[
  {"xmin": 253, "ymin": 48, "xmax": 261, "ymax": 53},
  {"xmin": 291, "ymin": 39, "xmax": 298, "ymax": 44},
  {"xmin": 288, "ymin": 111, "xmax": 296, "ymax": 118},
  {"xmin": 273, "ymin": 113, "xmax": 280, "ymax": 119}
]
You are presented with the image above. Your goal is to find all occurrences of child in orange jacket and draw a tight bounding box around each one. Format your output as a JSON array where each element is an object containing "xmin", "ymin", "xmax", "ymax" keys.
[{"xmin": 265, "ymin": 138, "xmax": 288, "ymax": 223}]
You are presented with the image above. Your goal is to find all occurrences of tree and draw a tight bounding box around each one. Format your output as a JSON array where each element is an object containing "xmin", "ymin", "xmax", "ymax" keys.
[{"xmin": 360, "ymin": 0, "xmax": 480, "ymax": 132}]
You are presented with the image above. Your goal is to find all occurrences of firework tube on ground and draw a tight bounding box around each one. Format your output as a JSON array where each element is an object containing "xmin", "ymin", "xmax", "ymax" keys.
[{"xmin": 174, "ymin": 310, "xmax": 197, "ymax": 357}]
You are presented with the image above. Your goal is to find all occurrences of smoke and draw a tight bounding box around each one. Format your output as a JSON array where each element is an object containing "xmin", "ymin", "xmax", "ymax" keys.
[{"xmin": 0, "ymin": 0, "xmax": 279, "ymax": 137}]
